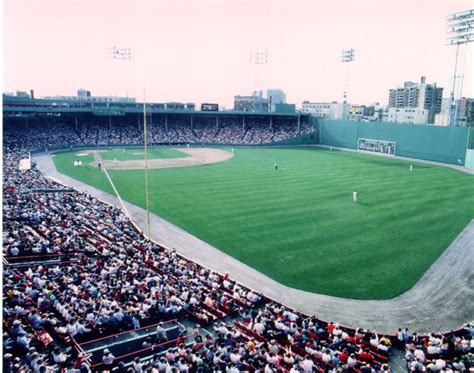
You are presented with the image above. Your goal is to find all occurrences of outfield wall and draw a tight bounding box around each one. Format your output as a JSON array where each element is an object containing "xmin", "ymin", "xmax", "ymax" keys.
[{"xmin": 319, "ymin": 120, "xmax": 469, "ymax": 165}]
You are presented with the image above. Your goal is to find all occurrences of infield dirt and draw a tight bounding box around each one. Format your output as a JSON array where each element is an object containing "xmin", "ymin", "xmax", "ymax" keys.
[{"xmin": 89, "ymin": 148, "xmax": 233, "ymax": 170}]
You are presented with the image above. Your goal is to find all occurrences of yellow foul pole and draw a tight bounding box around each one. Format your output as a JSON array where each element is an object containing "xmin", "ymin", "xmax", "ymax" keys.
[{"xmin": 143, "ymin": 89, "xmax": 151, "ymax": 239}]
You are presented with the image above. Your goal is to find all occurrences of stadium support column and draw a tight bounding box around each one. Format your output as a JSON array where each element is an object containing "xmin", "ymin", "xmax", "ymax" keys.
[
  {"xmin": 242, "ymin": 115, "xmax": 245, "ymax": 130},
  {"xmin": 165, "ymin": 115, "xmax": 168, "ymax": 132},
  {"xmin": 109, "ymin": 116, "xmax": 112, "ymax": 130},
  {"xmin": 75, "ymin": 116, "xmax": 78, "ymax": 132},
  {"xmin": 137, "ymin": 114, "xmax": 140, "ymax": 130},
  {"xmin": 190, "ymin": 116, "xmax": 193, "ymax": 131},
  {"xmin": 269, "ymin": 116, "xmax": 272, "ymax": 130},
  {"xmin": 298, "ymin": 114, "xmax": 301, "ymax": 133},
  {"xmin": 215, "ymin": 115, "xmax": 219, "ymax": 130}
]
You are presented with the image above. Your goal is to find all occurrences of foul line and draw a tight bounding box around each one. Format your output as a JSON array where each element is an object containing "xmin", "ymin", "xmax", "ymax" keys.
[{"xmin": 93, "ymin": 150, "xmax": 132, "ymax": 222}]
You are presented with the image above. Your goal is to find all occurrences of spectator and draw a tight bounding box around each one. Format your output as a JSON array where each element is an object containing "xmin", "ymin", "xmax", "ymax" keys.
[{"xmin": 102, "ymin": 349, "xmax": 115, "ymax": 369}]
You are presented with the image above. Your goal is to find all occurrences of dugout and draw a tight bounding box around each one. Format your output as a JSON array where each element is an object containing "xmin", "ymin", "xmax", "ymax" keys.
[{"xmin": 318, "ymin": 119, "xmax": 471, "ymax": 165}]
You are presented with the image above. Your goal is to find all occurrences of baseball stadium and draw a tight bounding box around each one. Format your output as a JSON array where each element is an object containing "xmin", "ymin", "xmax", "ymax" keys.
[
  {"xmin": 3, "ymin": 0, "xmax": 474, "ymax": 372},
  {"xmin": 3, "ymin": 94, "xmax": 474, "ymax": 372}
]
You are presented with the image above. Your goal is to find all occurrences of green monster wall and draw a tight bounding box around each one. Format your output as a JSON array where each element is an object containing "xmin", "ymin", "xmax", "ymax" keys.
[{"xmin": 319, "ymin": 120, "xmax": 469, "ymax": 165}]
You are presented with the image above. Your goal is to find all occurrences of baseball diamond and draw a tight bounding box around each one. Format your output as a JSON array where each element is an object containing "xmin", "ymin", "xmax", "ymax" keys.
[{"xmin": 4, "ymin": 2, "xmax": 474, "ymax": 370}]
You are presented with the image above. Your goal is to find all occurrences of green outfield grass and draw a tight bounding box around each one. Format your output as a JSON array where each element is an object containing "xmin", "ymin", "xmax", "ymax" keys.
[{"xmin": 52, "ymin": 146, "xmax": 474, "ymax": 299}]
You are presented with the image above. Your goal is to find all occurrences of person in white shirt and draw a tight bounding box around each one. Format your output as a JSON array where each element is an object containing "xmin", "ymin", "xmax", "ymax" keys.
[
  {"xmin": 66, "ymin": 321, "xmax": 78, "ymax": 337},
  {"xmin": 132, "ymin": 357, "xmax": 144, "ymax": 373},
  {"xmin": 321, "ymin": 349, "xmax": 331, "ymax": 364},
  {"xmin": 266, "ymin": 352, "xmax": 278, "ymax": 365},
  {"xmin": 77, "ymin": 320, "xmax": 91, "ymax": 335},
  {"xmin": 347, "ymin": 353, "xmax": 357, "ymax": 368},
  {"xmin": 178, "ymin": 358, "xmax": 189, "ymax": 372},
  {"xmin": 370, "ymin": 333, "xmax": 379, "ymax": 348},
  {"xmin": 52, "ymin": 347, "xmax": 68, "ymax": 365},
  {"xmin": 265, "ymin": 362, "xmax": 276, "ymax": 373},
  {"xmin": 301, "ymin": 355, "xmax": 314, "ymax": 373},
  {"xmin": 413, "ymin": 347, "xmax": 426, "ymax": 363},
  {"xmin": 230, "ymin": 351, "xmax": 241, "ymax": 364},
  {"xmin": 352, "ymin": 190, "xmax": 358, "ymax": 202},
  {"xmin": 253, "ymin": 321, "xmax": 265, "ymax": 335},
  {"xmin": 156, "ymin": 322, "xmax": 167, "ymax": 341},
  {"xmin": 102, "ymin": 349, "xmax": 115, "ymax": 368},
  {"xmin": 214, "ymin": 322, "xmax": 229, "ymax": 336}
]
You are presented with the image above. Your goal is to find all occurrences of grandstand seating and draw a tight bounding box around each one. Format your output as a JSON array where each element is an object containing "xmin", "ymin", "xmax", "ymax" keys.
[{"xmin": 3, "ymin": 115, "xmax": 314, "ymax": 150}]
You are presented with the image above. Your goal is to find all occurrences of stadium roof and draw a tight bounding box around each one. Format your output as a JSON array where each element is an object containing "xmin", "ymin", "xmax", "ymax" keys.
[{"xmin": 3, "ymin": 96, "xmax": 309, "ymax": 118}]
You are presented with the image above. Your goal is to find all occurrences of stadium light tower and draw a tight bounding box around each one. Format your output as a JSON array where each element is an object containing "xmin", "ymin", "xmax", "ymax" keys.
[
  {"xmin": 446, "ymin": 9, "xmax": 474, "ymax": 126},
  {"xmin": 341, "ymin": 48, "xmax": 355, "ymax": 120},
  {"xmin": 249, "ymin": 50, "xmax": 269, "ymax": 111},
  {"xmin": 108, "ymin": 46, "xmax": 152, "ymax": 239},
  {"xmin": 111, "ymin": 46, "xmax": 132, "ymax": 60}
]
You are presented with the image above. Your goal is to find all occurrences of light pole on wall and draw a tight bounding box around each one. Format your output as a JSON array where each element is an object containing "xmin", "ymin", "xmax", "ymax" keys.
[
  {"xmin": 341, "ymin": 48, "xmax": 355, "ymax": 121},
  {"xmin": 446, "ymin": 9, "xmax": 474, "ymax": 127}
]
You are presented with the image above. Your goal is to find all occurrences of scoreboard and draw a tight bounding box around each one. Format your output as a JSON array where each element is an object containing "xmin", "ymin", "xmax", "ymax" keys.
[
  {"xmin": 201, "ymin": 103, "xmax": 219, "ymax": 112},
  {"xmin": 358, "ymin": 138, "xmax": 396, "ymax": 156}
]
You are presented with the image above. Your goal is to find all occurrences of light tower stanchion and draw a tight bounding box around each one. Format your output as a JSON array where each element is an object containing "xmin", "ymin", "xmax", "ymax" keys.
[
  {"xmin": 143, "ymin": 89, "xmax": 151, "ymax": 240},
  {"xmin": 109, "ymin": 46, "xmax": 152, "ymax": 240},
  {"xmin": 446, "ymin": 9, "xmax": 474, "ymax": 126},
  {"xmin": 249, "ymin": 51, "xmax": 269, "ymax": 111},
  {"xmin": 341, "ymin": 48, "xmax": 355, "ymax": 121}
]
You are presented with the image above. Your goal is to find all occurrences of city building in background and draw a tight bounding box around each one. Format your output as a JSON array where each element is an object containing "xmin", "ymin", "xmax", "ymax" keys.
[
  {"xmin": 301, "ymin": 101, "xmax": 344, "ymax": 119},
  {"xmin": 436, "ymin": 97, "xmax": 474, "ymax": 126},
  {"xmin": 267, "ymin": 89, "xmax": 286, "ymax": 112},
  {"xmin": 44, "ymin": 89, "xmax": 136, "ymax": 103},
  {"xmin": 457, "ymin": 98, "xmax": 474, "ymax": 127},
  {"xmin": 77, "ymin": 89, "xmax": 92, "ymax": 99},
  {"xmin": 382, "ymin": 107, "xmax": 429, "ymax": 124},
  {"xmin": 3, "ymin": 89, "xmax": 35, "ymax": 99},
  {"xmin": 301, "ymin": 101, "xmax": 381, "ymax": 122},
  {"xmin": 234, "ymin": 91, "xmax": 269, "ymax": 112},
  {"xmin": 348, "ymin": 105, "xmax": 377, "ymax": 121},
  {"xmin": 14, "ymin": 91, "xmax": 31, "ymax": 98},
  {"xmin": 384, "ymin": 76, "xmax": 443, "ymax": 124},
  {"xmin": 434, "ymin": 98, "xmax": 452, "ymax": 125}
]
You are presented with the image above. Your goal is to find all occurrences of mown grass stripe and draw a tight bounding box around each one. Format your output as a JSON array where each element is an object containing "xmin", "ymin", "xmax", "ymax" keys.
[{"xmin": 53, "ymin": 146, "xmax": 474, "ymax": 299}]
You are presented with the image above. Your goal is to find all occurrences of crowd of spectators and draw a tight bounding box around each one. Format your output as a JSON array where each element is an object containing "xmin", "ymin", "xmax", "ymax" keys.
[
  {"xmin": 2, "ymin": 139, "xmax": 264, "ymax": 371},
  {"xmin": 399, "ymin": 327, "xmax": 474, "ymax": 372},
  {"xmin": 3, "ymin": 122, "xmax": 473, "ymax": 372},
  {"xmin": 4, "ymin": 114, "xmax": 314, "ymax": 150}
]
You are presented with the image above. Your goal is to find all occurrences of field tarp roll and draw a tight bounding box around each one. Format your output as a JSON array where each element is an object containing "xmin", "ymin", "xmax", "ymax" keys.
[{"xmin": 320, "ymin": 120, "xmax": 469, "ymax": 165}]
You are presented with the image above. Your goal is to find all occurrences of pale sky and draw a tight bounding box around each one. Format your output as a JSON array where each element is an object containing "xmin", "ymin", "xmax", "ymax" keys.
[{"xmin": 3, "ymin": 0, "xmax": 473, "ymax": 108}]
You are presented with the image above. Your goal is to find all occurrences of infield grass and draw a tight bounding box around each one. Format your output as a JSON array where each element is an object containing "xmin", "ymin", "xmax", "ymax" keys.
[
  {"xmin": 53, "ymin": 146, "xmax": 474, "ymax": 299},
  {"xmin": 100, "ymin": 147, "xmax": 188, "ymax": 161}
]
